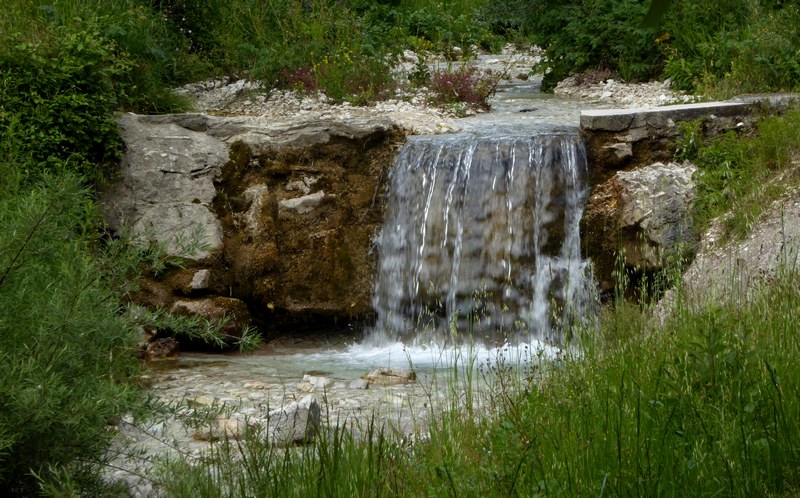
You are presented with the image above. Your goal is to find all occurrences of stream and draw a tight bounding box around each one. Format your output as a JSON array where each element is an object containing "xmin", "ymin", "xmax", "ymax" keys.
[{"xmin": 109, "ymin": 61, "xmax": 611, "ymax": 494}]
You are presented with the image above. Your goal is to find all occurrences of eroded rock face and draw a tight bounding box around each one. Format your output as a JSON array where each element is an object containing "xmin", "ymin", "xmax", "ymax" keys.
[
  {"xmin": 101, "ymin": 113, "xmax": 227, "ymax": 258},
  {"xmin": 673, "ymin": 187, "xmax": 800, "ymax": 309},
  {"xmin": 172, "ymin": 296, "xmax": 252, "ymax": 341},
  {"xmin": 582, "ymin": 161, "xmax": 697, "ymax": 292},
  {"xmin": 580, "ymin": 102, "xmax": 754, "ymax": 186},
  {"xmin": 102, "ymin": 113, "xmax": 402, "ymax": 338}
]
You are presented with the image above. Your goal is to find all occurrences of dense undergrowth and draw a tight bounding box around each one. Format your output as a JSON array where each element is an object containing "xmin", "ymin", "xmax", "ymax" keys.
[
  {"xmin": 517, "ymin": 0, "xmax": 800, "ymax": 94},
  {"xmin": 2, "ymin": 0, "xmax": 800, "ymax": 494}
]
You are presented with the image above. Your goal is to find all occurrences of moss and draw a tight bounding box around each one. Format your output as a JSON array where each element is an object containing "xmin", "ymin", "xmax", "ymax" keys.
[{"xmin": 228, "ymin": 140, "xmax": 251, "ymax": 171}]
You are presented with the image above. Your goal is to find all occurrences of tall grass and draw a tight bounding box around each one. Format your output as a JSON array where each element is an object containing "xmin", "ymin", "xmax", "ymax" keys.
[
  {"xmin": 676, "ymin": 108, "xmax": 800, "ymax": 239},
  {"xmin": 152, "ymin": 263, "xmax": 800, "ymax": 497}
]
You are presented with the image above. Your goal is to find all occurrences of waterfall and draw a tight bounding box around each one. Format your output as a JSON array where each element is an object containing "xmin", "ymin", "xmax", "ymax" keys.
[{"xmin": 368, "ymin": 133, "xmax": 596, "ymax": 346}]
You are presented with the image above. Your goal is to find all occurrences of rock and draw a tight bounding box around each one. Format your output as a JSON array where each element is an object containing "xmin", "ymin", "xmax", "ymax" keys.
[
  {"xmin": 348, "ymin": 378, "xmax": 370, "ymax": 390},
  {"xmin": 604, "ymin": 142, "xmax": 633, "ymax": 164},
  {"xmin": 190, "ymin": 269, "xmax": 211, "ymax": 291},
  {"xmin": 580, "ymin": 102, "xmax": 755, "ymax": 186},
  {"xmin": 171, "ymin": 296, "xmax": 252, "ymax": 341},
  {"xmin": 243, "ymin": 380, "xmax": 270, "ymax": 390},
  {"xmin": 102, "ymin": 112, "xmax": 401, "ymax": 333},
  {"xmin": 217, "ymin": 417, "xmax": 245, "ymax": 439},
  {"xmin": 192, "ymin": 430, "xmax": 220, "ymax": 442},
  {"xmin": 297, "ymin": 382, "xmax": 315, "ymax": 393},
  {"xmin": 189, "ymin": 395, "xmax": 217, "ymax": 407},
  {"xmin": 136, "ymin": 324, "xmax": 158, "ymax": 356},
  {"xmin": 100, "ymin": 113, "xmax": 226, "ymax": 259},
  {"xmin": 302, "ymin": 374, "xmax": 334, "ymax": 391},
  {"xmin": 666, "ymin": 187, "xmax": 800, "ymax": 310},
  {"xmin": 279, "ymin": 191, "xmax": 325, "ymax": 214},
  {"xmin": 583, "ymin": 161, "xmax": 697, "ymax": 291},
  {"xmin": 144, "ymin": 337, "xmax": 179, "ymax": 361},
  {"xmin": 364, "ymin": 368, "xmax": 417, "ymax": 385},
  {"xmin": 285, "ymin": 176, "xmax": 318, "ymax": 195},
  {"xmin": 265, "ymin": 395, "xmax": 320, "ymax": 445}
]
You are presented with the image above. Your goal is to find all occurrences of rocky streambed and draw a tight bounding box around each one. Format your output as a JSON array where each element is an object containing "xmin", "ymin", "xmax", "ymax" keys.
[
  {"xmin": 106, "ymin": 46, "xmax": 797, "ymax": 495},
  {"xmin": 108, "ymin": 339, "xmax": 557, "ymax": 495}
]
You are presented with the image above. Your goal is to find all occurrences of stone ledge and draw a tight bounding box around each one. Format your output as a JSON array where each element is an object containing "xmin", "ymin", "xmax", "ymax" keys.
[{"xmin": 580, "ymin": 101, "xmax": 749, "ymax": 132}]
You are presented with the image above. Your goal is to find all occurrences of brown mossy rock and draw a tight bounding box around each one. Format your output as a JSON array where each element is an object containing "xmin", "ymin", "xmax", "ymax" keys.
[
  {"xmin": 209, "ymin": 122, "xmax": 403, "ymax": 328},
  {"xmin": 144, "ymin": 337, "xmax": 180, "ymax": 361},
  {"xmin": 104, "ymin": 113, "xmax": 403, "ymax": 334}
]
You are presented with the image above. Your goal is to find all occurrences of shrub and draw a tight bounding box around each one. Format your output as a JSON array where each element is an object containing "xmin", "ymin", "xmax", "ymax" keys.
[
  {"xmin": 519, "ymin": 0, "xmax": 800, "ymax": 95},
  {"xmin": 521, "ymin": 0, "xmax": 662, "ymax": 90},
  {"xmin": 427, "ymin": 65, "xmax": 499, "ymax": 112},
  {"xmin": 0, "ymin": 30, "xmax": 127, "ymax": 181},
  {"xmin": 1, "ymin": 1, "xmax": 194, "ymax": 113},
  {"xmin": 0, "ymin": 163, "xmax": 144, "ymax": 495}
]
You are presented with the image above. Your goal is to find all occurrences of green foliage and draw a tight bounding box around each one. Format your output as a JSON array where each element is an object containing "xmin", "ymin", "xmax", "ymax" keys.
[
  {"xmin": 519, "ymin": 0, "xmax": 800, "ymax": 95},
  {"xmin": 484, "ymin": 272, "xmax": 800, "ymax": 496},
  {"xmin": 0, "ymin": 164, "xmax": 145, "ymax": 495},
  {"xmin": 521, "ymin": 0, "xmax": 662, "ymax": 91},
  {"xmin": 677, "ymin": 109, "xmax": 800, "ymax": 239},
  {"xmin": 0, "ymin": 30, "xmax": 128, "ymax": 181},
  {"xmin": 151, "ymin": 267, "xmax": 800, "ymax": 496},
  {"xmin": 0, "ymin": 1, "xmax": 194, "ymax": 113},
  {"xmin": 661, "ymin": 0, "xmax": 800, "ymax": 96}
]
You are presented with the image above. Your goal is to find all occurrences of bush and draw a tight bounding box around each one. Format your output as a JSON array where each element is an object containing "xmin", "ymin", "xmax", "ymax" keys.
[
  {"xmin": 0, "ymin": 30, "xmax": 127, "ymax": 181},
  {"xmin": 1, "ymin": 1, "xmax": 194, "ymax": 113},
  {"xmin": 427, "ymin": 65, "xmax": 499, "ymax": 112},
  {"xmin": 521, "ymin": 0, "xmax": 662, "ymax": 90},
  {"xmin": 519, "ymin": 0, "xmax": 800, "ymax": 95},
  {"xmin": 0, "ymin": 163, "xmax": 144, "ymax": 495}
]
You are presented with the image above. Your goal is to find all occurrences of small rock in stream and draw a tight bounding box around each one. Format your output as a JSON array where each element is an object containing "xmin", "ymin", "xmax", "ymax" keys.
[
  {"xmin": 348, "ymin": 378, "xmax": 370, "ymax": 390},
  {"xmin": 364, "ymin": 368, "xmax": 417, "ymax": 385}
]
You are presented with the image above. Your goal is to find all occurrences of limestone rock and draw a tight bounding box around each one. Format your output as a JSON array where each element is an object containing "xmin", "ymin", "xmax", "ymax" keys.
[
  {"xmin": 190, "ymin": 269, "xmax": 211, "ymax": 291},
  {"xmin": 265, "ymin": 395, "xmax": 320, "ymax": 445},
  {"xmin": 583, "ymin": 161, "xmax": 697, "ymax": 291},
  {"xmin": 101, "ymin": 113, "xmax": 226, "ymax": 259},
  {"xmin": 348, "ymin": 378, "xmax": 370, "ymax": 390},
  {"xmin": 365, "ymin": 368, "xmax": 417, "ymax": 385},
  {"xmin": 171, "ymin": 296, "xmax": 251, "ymax": 341},
  {"xmin": 243, "ymin": 380, "xmax": 270, "ymax": 390},
  {"xmin": 301, "ymin": 374, "xmax": 334, "ymax": 391},
  {"xmin": 217, "ymin": 417, "xmax": 245, "ymax": 439},
  {"xmin": 102, "ymin": 112, "xmax": 401, "ymax": 332},
  {"xmin": 667, "ymin": 187, "xmax": 800, "ymax": 310},
  {"xmin": 279, "ymin": 191, "xmax": 325, "ymax": 214}
]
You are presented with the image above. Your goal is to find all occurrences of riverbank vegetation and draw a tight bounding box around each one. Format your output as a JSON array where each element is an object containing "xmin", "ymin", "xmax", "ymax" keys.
[
  {"xmin": 518, "ymin": 0, "xmax": 800, "ymax": 95},
  {"xmin": 2, "ymin": 0, "xmax": 800, "ymax": 494},
  {"xmin": 155, "ymin": 265, "xmax": 800, "ymax": 497}
]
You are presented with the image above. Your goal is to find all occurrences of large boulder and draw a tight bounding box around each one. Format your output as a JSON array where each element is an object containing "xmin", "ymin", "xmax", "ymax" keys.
[
  {"xmin": 264, "ymin": 395, "xmax": 321, "ymax": 445},
  {"xmin": 101, "ymin": 113, "xmax": 227, "ymax": 259},
  {"xmin": 583, "ymin": 161, "xmax": 697, "ymax": 292},
  {"xmin": 101, "ymin": 113, "xmax": 402, "ymax": 334}
]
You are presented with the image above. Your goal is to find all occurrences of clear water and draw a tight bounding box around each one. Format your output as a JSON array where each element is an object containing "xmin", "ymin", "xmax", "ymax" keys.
[{"xmin": 368, "ymin": 131, "xmax": 596, "ymax": 346}]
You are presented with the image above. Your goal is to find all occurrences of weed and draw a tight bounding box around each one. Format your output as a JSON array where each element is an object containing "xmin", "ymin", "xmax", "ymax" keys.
[{"xmin": 428, "ymin": 65, "xmax": 499, "ymax": 112}]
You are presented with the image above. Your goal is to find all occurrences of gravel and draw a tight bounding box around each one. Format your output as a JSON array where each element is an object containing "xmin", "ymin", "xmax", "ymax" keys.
[{"xmin": 175, "ymin": 46, "xmax": 694, "ymax": 135}]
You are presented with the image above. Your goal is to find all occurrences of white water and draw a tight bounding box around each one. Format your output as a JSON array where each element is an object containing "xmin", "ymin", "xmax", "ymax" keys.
[{"xmin": 369, "ymin": 133, "xmax": 596, "ymax": 346}]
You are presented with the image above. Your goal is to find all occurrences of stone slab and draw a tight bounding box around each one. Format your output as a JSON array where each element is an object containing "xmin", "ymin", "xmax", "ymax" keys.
[{"xmin": 580, "ymin": 101, "xmax": 749, "ymax": 132}]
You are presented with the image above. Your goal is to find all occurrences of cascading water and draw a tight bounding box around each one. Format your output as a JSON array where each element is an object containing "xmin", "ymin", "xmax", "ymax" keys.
[{"xmin": 368, "ymin": 133, "xmax": 596, "ymax": 346}]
